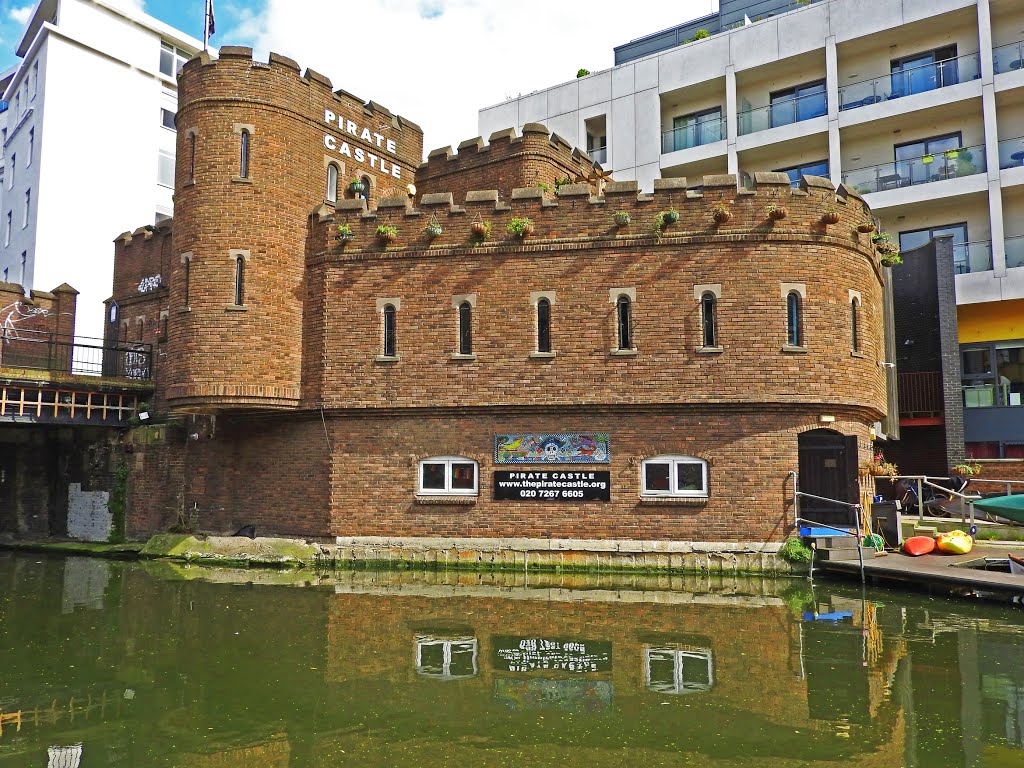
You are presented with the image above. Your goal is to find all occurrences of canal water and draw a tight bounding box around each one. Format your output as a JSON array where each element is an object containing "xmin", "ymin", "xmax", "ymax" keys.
[{"xmin": 0, "ymin": 554, "xmax": 1022, "ymax": 767}]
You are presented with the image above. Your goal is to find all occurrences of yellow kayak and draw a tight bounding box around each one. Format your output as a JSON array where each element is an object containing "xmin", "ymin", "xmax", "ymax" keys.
[{"xmin": 935, "ymin": 530, "xmax": 973, "ymax": 555}]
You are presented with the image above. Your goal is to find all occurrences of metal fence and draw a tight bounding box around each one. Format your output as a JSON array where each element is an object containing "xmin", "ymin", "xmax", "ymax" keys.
[{"xmin": 0, "ymin": 329, "xmax": 152, "ymax": 380}]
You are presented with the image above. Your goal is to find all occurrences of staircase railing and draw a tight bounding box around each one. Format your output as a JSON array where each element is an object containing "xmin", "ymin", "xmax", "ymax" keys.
[
  {"xmin": 788, "ymin": 470, "xmax": 866, "ymax": 583},
  {"xmin": 872, "ymin": 474, "xmax": 982, "ymax": 526}
]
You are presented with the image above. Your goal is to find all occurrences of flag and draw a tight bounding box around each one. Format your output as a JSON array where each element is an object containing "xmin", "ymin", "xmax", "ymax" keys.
[{"xmin": 205, "ymin": 0, "xmax": 216, "ymax": 41}]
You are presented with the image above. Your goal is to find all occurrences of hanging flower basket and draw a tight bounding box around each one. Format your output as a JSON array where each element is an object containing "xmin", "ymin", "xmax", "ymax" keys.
[
  {"xmin": 376, "ymin": 224, "xmax": 398, "ymax": 244},
  {"xmin": 766, "ymin": 204, "xmax": 787, "ymax": 221},
  {"xmin": 857, "ymin": 222, "xmax": 876, "ymax": 233},
  {"xmin": 349, "ymin": 179, "xmax": 367, "ymax": 195},
  {"xmin": 711, "ymin": 204, "xmax": 731, "ymax": 224},
  {"xmin": 613, "ymin": 211, "xmax": 631, "ymax": 227},
  {"xmin": 820, "ymin": 208, "xmax": 840, "ymax": 225},
  {"xmin": 424, "ymin": 215, "xmax": 443, "ymax": 239},
  {"xmin": 662, "ymin": 209, "xmax": 680, "ymax": 225},
  {"xmin": 470, "ymin": 220, "xmax": 491, "ymax": 240},
  {"xmin": 336, "ymin": 224, "xmax": 354, "ymax": 244},
  {"xmin": 507, "ymin": 217, "xmax": 535, "ymax": 238}
]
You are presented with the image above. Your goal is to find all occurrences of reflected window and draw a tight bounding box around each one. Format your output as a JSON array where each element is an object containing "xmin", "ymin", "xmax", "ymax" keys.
[
  {"xmin": 418, "ymin": 456, "xmax": 478, "ymax": 496},
  {"xmin": 645, "ymin": 647, "xmax": 714, "ymax": 694},
  {"xmin": 961, "ymin": 341, "xmax": 1024, "ymax": 408},
  {"xmin": 774, "ymin": 159, "xmax": 829, "ymax": 187},
  {"xmin": 326, "ymin": 163, "xmax": 339, "ymax": 204},
  {"xmin": 770, "ymin": 80, "xmax": 826, "ymax": 128},
  {"xmin": 416, "ymin": 636, "xmax": 478, "ymax": 679},
  {"xmin": 641, "ymin": 455, "xmax": 708, "ymax": 498}
]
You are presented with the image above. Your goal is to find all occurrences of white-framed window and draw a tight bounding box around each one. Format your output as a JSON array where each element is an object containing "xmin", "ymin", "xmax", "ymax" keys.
[
  {"xmin": 645, "ymin": 648, "xmax": 714, "ymax": 694},
  {"xmin": 160, "ymin": 108, "xmax": 176, "ymax": 131},
  {"xmin": 158, "ymin": 150, "xmax": 175, "ymax": 188},
  {"xmin": 159, "ymin": 42, "xmax": 189, "ymax": 78},
  {"xmin": 641, "ymin": 455, "xmax": 708, "ymax": 498},
  {"xmin": 415, "ymin": 636, "xmax": 479, "ymax": 679},
  {"xmin": 326, "ymin": 163, "xmax": 339, "ymax": 203},
  {"xmin": 418, "ymin": 456, "xmax": 478, "ymax": 496}
]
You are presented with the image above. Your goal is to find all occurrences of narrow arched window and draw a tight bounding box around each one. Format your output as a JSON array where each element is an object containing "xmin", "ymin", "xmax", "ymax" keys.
[
  {"xmin": 383, "ymin": 303, "xmax": 397, "ymax": 357},
  {"xmin": 239, "ymin": 129, "xmax": 250, "ymax": 179},
  {"xmin": 851, "ymin": 298, "xmax": 859, "ymax": 352},
  {"xmin": 326, "ymin": 164, "xmax": 339, "ymax": 204},
  {"xmin": 616, "ymin": 294, "xmax": 632, "ymax": 350},
  {"xmin": 537, "ymin": 298, "xmax": 551, "ymax": 353},
  {"xmin": 360, "ymin": 175, "xmax": 371, "ymax": 201},
  {"xmin": 458, "ymin": 301, "xmax": 472, "ymax": 355},
  {"xmin": 700, "ymin": 292, "xmax": 717, "ymax": 348},
  {"xmin": 234, "ymin": 255, "xmax": 245, "ymax": 306},
  {"xmin": 787, "ymin": 292, "xmax": 802, "ymax": 347},
  {"xmin": 136, "ymin": 318, "xmax": 145, "ymax": 342},
  {"xmin": 182, "ymin": 257, "xmax": 191, "ymax": 307},
  {"xmin": 188, "ymin": 133, "xmax": 196, "ymax": 182}
]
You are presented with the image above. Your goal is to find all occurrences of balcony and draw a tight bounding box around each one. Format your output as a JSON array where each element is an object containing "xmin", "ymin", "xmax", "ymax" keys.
[
  {"xmin": 898, "ymin": 371, "xmax": 944, "ymax": 420},
  {"xmin": 0, "ymin": 330, "xmax": 153, "ymax": 380},
  {"xmin": 737, "ymin": 90, "xmax": 826, "ymax": 136},
  {"xmin": 841, "ymin": 144, "xmax": 986, "ymax": 195},
  {"xmin": 1006, "ymin": 236, "xmax": 1024, "ymax": 270},
  {"xmin": 588, "ymin": 145, "xmax": 607, "ymax": 165},
  {"xmin": 993, "ymin": 41, "xmax": 1024, "ymax": 76},
  {"xmin": 838, "ymin": 53, "xmax": 981, "ymax": 111},
  {"xmin": 661, "ymin": 119, "xmax": 726, "ymax": 154},
  {"xmin": 998, "ymin": 136, "xmax": 1024, "ymax": 170},
  {"xmin": 952, "ymin": 241, "xmax": 993, "ymax": 275}
]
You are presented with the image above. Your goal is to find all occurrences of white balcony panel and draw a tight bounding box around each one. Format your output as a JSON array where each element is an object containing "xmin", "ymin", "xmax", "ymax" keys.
[
  {"xmin": 995, "ymin": 69, "xmax": 1024, "ymax": 94},
  {"xmin": 729, "ymin": 20, "xmax": 780, "ymax": 73},
  {"xmin": 660, "ymin": 139, "xmax": 728, "ymax": 172},
  {"xmin": 838, "ymin": 80, "xmax": 983, "ymax": 129},
  {"xmin": 548, "ymin": 82, "xmax": 579, "ymax": 117},
  {"xmin": 479, "ymin": 101, "xmax": 520, "ymax": 139},
  {"xmin": 658, "ymin": 37, "xmax": 729, "ymax": 93},
  {"xmin": 955, "ymin": 271, "xmax": 1004, "ymax": 305},
  {"xmin": 1000, "ymin": 266, "xmax": 1024, "ymax": 302},
  {"xmin": 861, "ymin": 173, "xmax": 987, "ymax": 210},
  {"xmin": 1002, "ymin": 166, "xmax": 1024, "ymax": 189},
  {"xmin": 612, "ymin": 64, "xmax": 635, "ymax": 100},
  {"xmin": 735, "ymin": 115, "xmax": 827, "ymax": 153},
  {"xmin": 777, "ymin": 6, "xmax": 830, "ymax": 63},
  {"xmin": 636, "ymin": 57, "xmax": 659, "ymax": 91},
  {"xmin": 579, "ymin": 72, "xmax": 612, "ymax": 109},
  {"xmin": 519, "ymin": 92, "xmax": 549, "ymax": 125}
]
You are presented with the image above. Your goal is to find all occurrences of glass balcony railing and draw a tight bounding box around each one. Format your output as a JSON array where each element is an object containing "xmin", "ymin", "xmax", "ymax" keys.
[
  {"xmin": 1007, "ymin": 236, "xmax": 1024, "ymax": 270},
  {"xmin": 994, "ymin": 41, "xmax": 1024, "ymax": 75},
  {"xmin": 661, "ymin": 119, "xmax": 726, "ymax": 153},
  {"xmin": 999, "ymin": 136, "xmax": 1024, "ymax": 170},
  {"xmin": 838, "ymin": 52, "xmax": 981, "ymax": 111},
  {"xmin": 953, "ymin": 241, "xmax": 993, "ymax": 274},
  {"xmin": 737, "ymin": 91, "xmax": 827, "ymax": 136},
  {"xmin": 588, "ymin": 146, "xmax": 607, "ymax": 164},
  {"xmin": 841, "ymin": 144, "xmax": 986, "ymax": 195}
]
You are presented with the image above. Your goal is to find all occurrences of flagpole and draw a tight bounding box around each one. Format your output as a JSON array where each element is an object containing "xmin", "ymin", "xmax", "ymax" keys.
[{"xmin": 203, "ymin": 1, "xmax": 209, "ymax": 51}]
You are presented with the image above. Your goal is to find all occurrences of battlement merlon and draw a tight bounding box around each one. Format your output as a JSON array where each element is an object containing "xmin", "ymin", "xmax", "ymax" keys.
[
  {"xmin": 309, "ymin": 173, "xmax": 879, "ymax": 265},
  {"xmin": 179, "ymin": 48, "xmax": 423, "ymax": 136}
]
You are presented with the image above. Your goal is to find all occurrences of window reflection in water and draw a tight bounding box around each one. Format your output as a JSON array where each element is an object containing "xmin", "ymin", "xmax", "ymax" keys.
[
  {"xmin": 645, "ymin": 647, "xmax": 714, "ymax": 695},
  {"xmin": 415, "ymin": 636, "xmax": 479, "ymax": 679}
]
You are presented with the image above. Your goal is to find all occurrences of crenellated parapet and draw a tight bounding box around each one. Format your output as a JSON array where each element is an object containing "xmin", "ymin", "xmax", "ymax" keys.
[
  {"xmin": 312, "ymin": 172, "xmax": 879, "ymax": 265},
  {"xmin": 111, "ymin": 221, "xmax": 173, "ymax": 303},
  {"xmin": 415, "ymin": 123, "xmax": 606, "ymax": 204}
]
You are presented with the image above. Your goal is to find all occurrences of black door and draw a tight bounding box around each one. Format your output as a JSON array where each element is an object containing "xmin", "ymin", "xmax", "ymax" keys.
[{"xmin": 798, "ymin": 430, "xmax": 859, "ymax": 527}]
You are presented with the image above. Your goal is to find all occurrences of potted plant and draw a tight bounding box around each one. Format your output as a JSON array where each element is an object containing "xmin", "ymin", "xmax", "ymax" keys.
[
  {"xmin": 336, "ymin": 223, "xmax": 354, "ymax": 243},
  {"xmin": 376, "ymin": 224, "xmax": 398, "ymax": 244},
  {"xmin": 857, "ymin": 221, "xmax": 876, "ymax": 234},
  {"xmin": 424, "ymin": 216, "xmax": 443, "ymax": 239},
  {"xmin": 470, "ymin": 219, "xmax": 491, "ymax": 240},
  {"xmin": 951, "ymin": 462, "xmax": 982, "ymax": 477},
  {"xmin": 863, "ymin": 452, "xmax": 899, "ymax": 479},
  {"xmin": 873, "ymin": 232, "xmax": 902, "ymax": 266},
  {"xmin": 349, "ymin": 178, "xmax": 367, "ymax": 195},
  {"xmin": 766, "ymin": 203, "xmax": 787, "ymax": 221},
  {"xmin": 711, "ymin": 204, "xmax": 731, "ymax": 224},
  {"xmin": 613, "ymin": 211, "xmax": 631, "ymax": 227},
  {"xmin": 820, "ymin": 206, "xmax": 840, "ymax": 225},
  {"xmin": 507, "ymin": 216, "xmax": 535, "ymax": 238}
]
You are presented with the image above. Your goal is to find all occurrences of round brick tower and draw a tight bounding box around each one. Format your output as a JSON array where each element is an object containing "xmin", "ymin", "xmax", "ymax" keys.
[{"xmin": 166, "ymin": 47, "xmax": 423, "ymax": 411}]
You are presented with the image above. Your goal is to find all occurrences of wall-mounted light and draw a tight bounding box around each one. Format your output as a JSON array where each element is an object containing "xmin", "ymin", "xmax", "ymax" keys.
[{"xmin": 819, "ymin": 415, "xmax": 836, "ymax": 424}]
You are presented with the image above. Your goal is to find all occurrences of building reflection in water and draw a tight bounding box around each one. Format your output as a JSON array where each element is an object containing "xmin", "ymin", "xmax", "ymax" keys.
[{"xmin": 0, "ymin": 558, "xmax": 1023, "ymax": 767}]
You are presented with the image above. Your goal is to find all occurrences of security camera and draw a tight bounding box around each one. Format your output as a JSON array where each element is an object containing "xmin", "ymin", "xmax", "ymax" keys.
[{"xmin": 879, "ymin": 361, "xmax": 896, "ymax": 369}]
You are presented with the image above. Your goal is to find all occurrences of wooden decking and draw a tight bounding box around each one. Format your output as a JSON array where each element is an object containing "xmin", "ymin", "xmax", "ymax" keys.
[{"xmin": 816, "ymin": 544, "xmax": 1024, "ymax": 596}]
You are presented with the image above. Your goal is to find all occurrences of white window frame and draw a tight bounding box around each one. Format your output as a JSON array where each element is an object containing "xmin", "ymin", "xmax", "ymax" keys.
[
  {"xmin": 645, "ymin": 647, "xmax": 714, "ymax": 694},
  {"xmin": 640, "ymin": 455, "xmax": 708, "ymax": 498},
  {"xmin": 418, "ymin": 456, "xmax": 478, "ymax": 496},
  {"xmin": 160, "ymin": 107, "xmax": 176, "ymax": 131},
  {"xmin": 157, "ymin": 149, "xmax": 175, "ymax": 188},
  {"xmin": 415, "ymin": 636, "xmax": 479, "ymax": 679}
]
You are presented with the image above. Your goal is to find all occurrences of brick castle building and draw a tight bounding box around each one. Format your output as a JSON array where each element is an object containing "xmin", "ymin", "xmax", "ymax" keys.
[{"xmin": 107, "ymin": 47, "xmax": 889, "ymax": 554}]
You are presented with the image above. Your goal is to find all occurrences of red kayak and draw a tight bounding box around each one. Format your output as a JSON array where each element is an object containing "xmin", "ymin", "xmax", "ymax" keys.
[{"xmin": 903, "ymin": 536, "xmax": 936, "ymax": 556}]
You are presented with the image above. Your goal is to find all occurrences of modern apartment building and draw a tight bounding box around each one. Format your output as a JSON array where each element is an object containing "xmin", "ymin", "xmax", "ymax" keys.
[
  {"xmin": 0, "ymin": 0, "xmax": 202, "ymax": 339},
  {"xmin": 479, "ymin": 0, "xmax": 1024, "ymax": 466}
]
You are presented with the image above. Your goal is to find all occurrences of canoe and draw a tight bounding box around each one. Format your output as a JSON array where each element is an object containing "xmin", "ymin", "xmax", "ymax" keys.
[
  {"xmin": 1010, "ymin": 554, "xmax": 1024, "ymax": 576},
  {"xmin": 903, "ymin": 536, "xmax": 935, "ymax": 556},
  {"xmin": 973, "ymin": 494, "xmax": 1024, "ymax": 524},
  {"xmin": 936, "ymin": 530, "xmax": 973, "ymax": 555}
]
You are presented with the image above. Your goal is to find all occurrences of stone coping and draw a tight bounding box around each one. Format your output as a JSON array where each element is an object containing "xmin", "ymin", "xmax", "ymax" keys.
[{"xmin": 333, "ymin": 535, "xmax": 782, "ymax": 554}]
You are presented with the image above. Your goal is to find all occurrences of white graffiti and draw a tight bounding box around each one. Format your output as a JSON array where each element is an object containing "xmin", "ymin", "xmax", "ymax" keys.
[
  {"xmin": 137, "ymin": 274, "xmax": 162, "ymax": 293},
  {"xmin": 1, "ymin": 300, "xmax": 50, "ymax": 341}
]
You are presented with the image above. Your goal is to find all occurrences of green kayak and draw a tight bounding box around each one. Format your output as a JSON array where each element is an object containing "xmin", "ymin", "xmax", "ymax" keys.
[{"xmin": 973, "ymin": 494, "xmax": 1024, "ymax": 524}]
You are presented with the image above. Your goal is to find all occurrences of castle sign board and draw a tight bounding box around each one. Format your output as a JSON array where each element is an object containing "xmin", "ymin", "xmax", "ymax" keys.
[
  {"xmin": 494, "ymin": 471, "xmax": 611, "ymax": 501},
  {"xmin": 323, "ymin": 109, "xmax": 403, "ymax": 178}
]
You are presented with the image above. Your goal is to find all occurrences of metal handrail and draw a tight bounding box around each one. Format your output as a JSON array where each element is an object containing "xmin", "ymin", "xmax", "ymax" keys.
[
  {"xmin": 788, "ymin": 470, "xmax": 865, "ymax": 583},
  {"xmin": 873, "ymin": 474, "xmax": 981, "ymax": 527}
]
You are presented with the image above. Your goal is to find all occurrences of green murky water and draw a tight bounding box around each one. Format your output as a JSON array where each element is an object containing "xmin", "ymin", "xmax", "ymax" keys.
[{"xmin": 0, "ymin": 554, "xmax": 1022, "ymax": 767}]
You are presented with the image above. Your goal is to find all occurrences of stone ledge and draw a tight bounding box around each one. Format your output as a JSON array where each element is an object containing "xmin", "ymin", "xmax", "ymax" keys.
[{"xmin": 413, "ymin": 496, "xmax": 477, "ymax": 506}]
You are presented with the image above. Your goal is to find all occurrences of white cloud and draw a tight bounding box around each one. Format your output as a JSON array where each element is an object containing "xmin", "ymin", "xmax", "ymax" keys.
[
  {"xmin": 244, "ymin": 0, "xmax": 717, "ymax": 156},
  {"xmin": 8, "ymin": 5, "xmax": 33, "ymax": 24}
]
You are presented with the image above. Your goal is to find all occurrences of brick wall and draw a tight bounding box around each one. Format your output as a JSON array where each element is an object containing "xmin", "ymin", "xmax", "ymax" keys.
[
  {"xmin": 0, "ymin": 280, "xmax": 78, "ymax": 372},
  {"xmin": 416, "ymin": 123, "xmax": 603, "ymax": 203}
]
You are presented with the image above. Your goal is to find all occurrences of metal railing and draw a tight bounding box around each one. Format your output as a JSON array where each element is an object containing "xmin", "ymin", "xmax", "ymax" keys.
[
  {"xmin": 841, "ymin": 143, "xmax": 986, "ymax": 195},
  {"xmin": 588, "ymin": 145, "xmax": 607, "ymax": 165},
  {"xmin": 997, "ymin": 136, "xmax": 1024, "ymax": 170},
  {"xmin": 898, "ymin": 371, "xmax": 944, "ymax": 416},
  {"xmin": 661, "ymin": 119, "xmax": 726, "ymax": 153},
  {"xmin": 1006, "ymin": 236, "xmax": 1024, "ymax": 270},
  {"xmin": 993, "ymin": 40, "xmax": 1024, "ymax": 76},
  {"xmin": 838, "ymin": 52, "xmax": 981, "ymax": 110},
  {"xmin": 737, "ymin": 90, "xmax": 826, "ymax": 135},
  {"xmin": 788, "ymin": 470, "xmax": 866, "ymax": 583},
  {"xmin": 873, "ymin": 474, "xmax": 981, "ymax": 527},
  {"xmin": 0, "ymin": 329, "xmax": 152, "ymax": 380},
  {"xmin": 953, "ymin": 241, "xmax": 993, "ymax": 275}
]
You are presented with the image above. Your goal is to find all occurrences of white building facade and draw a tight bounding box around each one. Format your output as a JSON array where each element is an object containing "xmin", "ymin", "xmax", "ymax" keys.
[{"xmin": 0, "ymin": 0, "xmax": 201, "ymax": 339}]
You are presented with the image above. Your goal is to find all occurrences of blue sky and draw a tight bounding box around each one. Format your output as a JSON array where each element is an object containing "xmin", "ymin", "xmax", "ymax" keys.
[{"xmin": 0, "ymin": 0, "xmax": 265, "ymax": 70}]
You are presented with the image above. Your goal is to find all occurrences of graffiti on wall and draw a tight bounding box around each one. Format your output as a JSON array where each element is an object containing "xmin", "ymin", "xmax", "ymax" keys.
[
  {"xmin": 495, "ymin": 434, "xmax": 610, "ymax": 464},
  {"xmin": 1, "ymin": 301, "xmax": 50, "ymax": 340}
]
